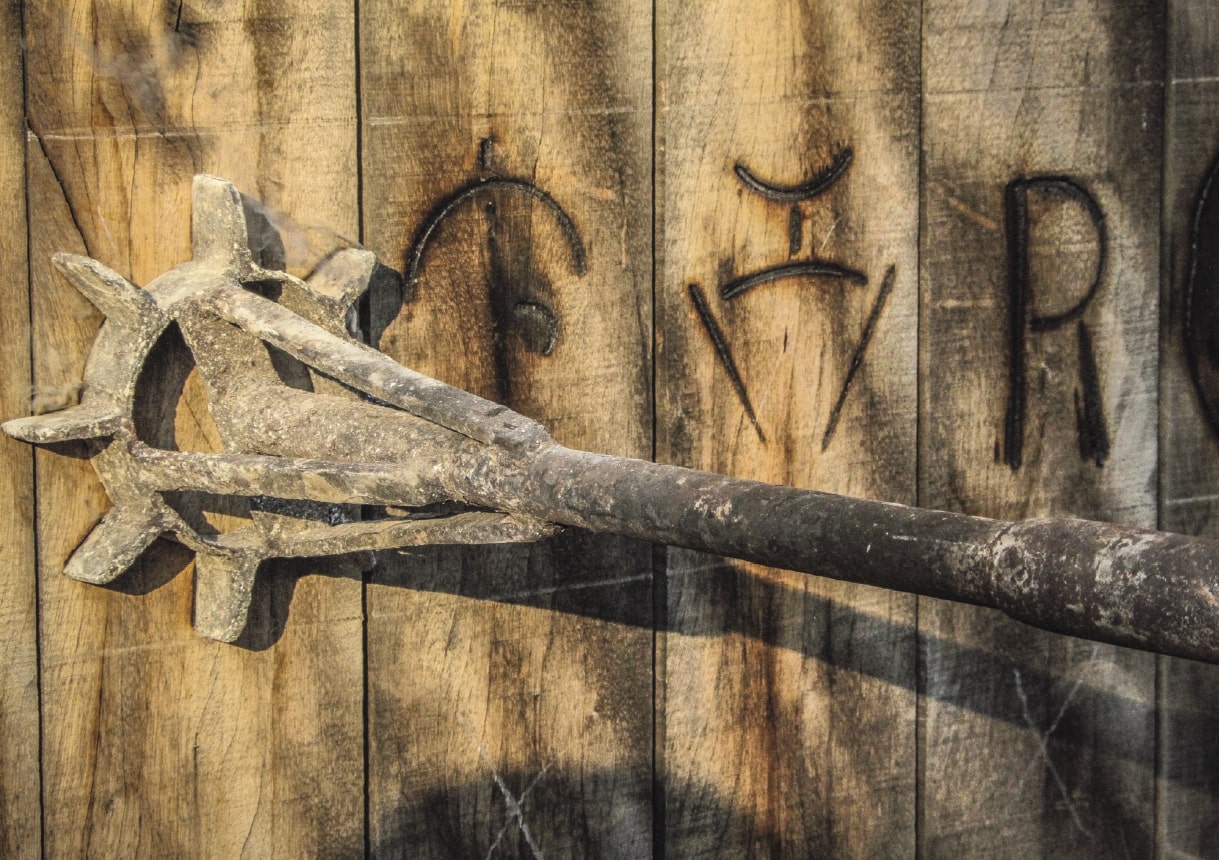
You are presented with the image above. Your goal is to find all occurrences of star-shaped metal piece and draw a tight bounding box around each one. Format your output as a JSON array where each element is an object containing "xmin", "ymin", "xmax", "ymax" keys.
[{"xmin": 4, "ymin": 176, "xmax": 556, "ymax": 641}]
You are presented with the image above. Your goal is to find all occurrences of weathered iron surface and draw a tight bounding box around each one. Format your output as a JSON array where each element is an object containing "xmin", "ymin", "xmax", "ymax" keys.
[{"xmin": 7, "ymin": 174, "xmax": 1219, "ymax": 660}]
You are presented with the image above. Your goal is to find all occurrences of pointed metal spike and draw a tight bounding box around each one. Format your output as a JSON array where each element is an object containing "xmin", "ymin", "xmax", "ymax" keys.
[
  {"xmin": 267, "ymin": 249, "xmax": 377, "ymax": 339},
  {"xmin": 305, "ymin": 248, "xmax": 376, "ymax": 308},
  {"xmin": 190, "ymin": 174, "xmax": 254, "ymax": 274},
  {"xmin": 2, "ymin": 404, "xmax": 124, "ymax": 443},
  {"xmin": 63, "ymin": 505, "xmax": 166, "ymax": 584},
  {"xmin": 51, "ymin": 253, "xmax": 159, "ymax": 325},
  {"xmin": 193, "ymin": 551, "xmax": 261, "ymax": 642}
]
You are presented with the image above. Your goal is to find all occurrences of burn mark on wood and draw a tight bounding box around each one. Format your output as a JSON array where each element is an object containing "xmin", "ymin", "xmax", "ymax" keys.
[
  {"xmin": 403, "ymin": 177, "xmax": 587, "ymax": 300},
  {"xmin": 1074, "ymin": 321, "xmax": 1110, "ymax": 466},
  {"xmin": 822, "ymin": 265, "xmax": 896, "ymax": 450},
  {"xmin": 734, "ymin": 147, "xmax": 854, "ymax": 203},
  {"xmin": 483, "ymin": 195, "xmax": 561, "ymax": 405},
  {"xmin": 401, "ymin": 146, "xmax": 584, "ymax": 402},
  {"xmin": 1002, "ymin": 176, "xmax": 1107, "ymax": 470},
  {"xmin": 512, "ymin": 301, "xmax": 559, "ymax": 356},
  {"xmin": 720, "ymin": 261, "xmax": 867, "ymax": 301},
  {"xmin": 788, "ymin": 206, "xmax": 803, "ymax": 257},
  {"xmin": 688, "ymin": 283, "xmax": 763, "ymax": 441},
  {"xmin": 1185, "ymin": 150, "xmax": 1219, "ymax": 439},
  {"xmin": 712, "ymin": 147, "xmax": 879, "ymax": 443},
  {"xmin": 26, "ymin": 123, "xmax": 94, "ymax": 260},
  {"xmin": 484, "ymin": 198, "xmax": 519, "ymax": 400},
  {"xmin": 479, "ymin": 137, "xmax": 496, "ymax": 171}
]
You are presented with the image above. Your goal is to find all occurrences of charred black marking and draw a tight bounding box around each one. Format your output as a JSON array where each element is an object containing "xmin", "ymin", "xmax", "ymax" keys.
[
  {"xmin": 788, "ymin": 205, "xmax": 803, "ymax": 257},
  {"xmin": 484, "ymin": 199, "xmax": 515, "ymax": 401},
  {"xmin": 482, "ymin": 202, "xmax": 561, "ymax": 353},
  {"xmin": 1026, "ymin": 179, "xmax": 1107, "ymax": 330},
  {"xmin": 1185, "ymin": 149, "xmax": 1219, "ymax": 438},
  {"xmin": 404, "ymin": 178, "xmax": 587, "ymax": 300},
  {"xmin": 717, "ymin": 146, "xmax": 873, "ymax": 440},
  {"xmin": 721, "ymin": 261, "xmax": 867, "ymax": 301},
  {"xmin": 734, "ymin": 147, "xmax": 854, "ymax": 203},
  {"xmin": 163, "ymin": 0, "xmax": 199, "ymax": 47},
  {"xmin": 716, "ymin": 257, "xmax": 736, "ymax": 288},
  {"xmin": 688, "ymin": 283, "xmax": 764, "ymax": 442},
  {"xmin": 1003, "ymin": 176, "xmax": 1107, "ymax": 470},
  {"xmin": 512, "ymin": 301, "xmax": 559, "ymax": 356},
  {"xmin": 822, "ymin": 265, "xmax": 896, "ymax": 451},
  {"xmin": 1074, "ymin": 321, "xmax": 1110, "ymax": 466}
]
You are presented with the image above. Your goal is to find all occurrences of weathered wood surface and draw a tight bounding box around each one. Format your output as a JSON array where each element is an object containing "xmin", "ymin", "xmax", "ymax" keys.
[
  {"xmin": 919, "ymin": 1, "xmax": 1162, "ymax": 855},
  {"xmin": 0, "ymin": 0, "xmax": 40, "ymax": 855},
  {"xmin": 6, "ymin": 2, "xmax": 1219, "ymax": 856},
  {"xmin": 359, "ymin": 0, "xmax": 654, "ymax": 855},
  {"xmin": 24, "ymin": 3, "xmax": 363, "ymax": 856},
  {"xmin": 1159, "ymin": 0, "xmax": 1219, "ymax": 854},
  {"xmin": 655, "ymin": 0, "xmax": 920, "ymax": 853}
]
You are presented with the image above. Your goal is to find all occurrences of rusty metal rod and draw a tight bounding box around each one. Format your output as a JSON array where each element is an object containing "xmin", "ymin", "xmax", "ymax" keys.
[
  {"xmin": 177, "ymin": 234, "xmax": 1219, "ymax": 662},
  {"xmin": 442, "ymin": 443, "xmax": 1219, "ymax": 664},
  {"xmin": 136, "ymin": 366, "xmax": 1219, "ymax": 663}
]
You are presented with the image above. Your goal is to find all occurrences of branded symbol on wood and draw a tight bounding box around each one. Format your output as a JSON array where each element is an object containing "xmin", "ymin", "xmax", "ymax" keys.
[
  {"xmin": 1002, "ymin": 176, "xmax": 1109, "ymax": 470},
  {"xmin": 403, "ymin": 139, "xmax": 586, "ymax": 367},
  {"xmin": 690, "ymin": 147, "xmax": 895, "ymax": 447}
]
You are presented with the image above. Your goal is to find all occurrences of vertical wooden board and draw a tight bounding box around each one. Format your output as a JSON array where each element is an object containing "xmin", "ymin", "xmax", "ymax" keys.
[
  {"xmin": 25, "ymin": 3, "xmax": 363, "ymax": 856},
  {"xmin": 655, "ymin": 0, "xmax": 920, "ymax": 853},
  {"xmin": 919, "ymin": 1, "xmax": 1162, "ymax": 855},
  {"xmin": 0, "ymin": 0, "xmax": 39, "ymax": 855},
  {"xmin": 360, "ymin": 1, "xmax": 654, "ymax": 855},
  {"xmin": 1158, "ymin": 0, "xmax": 1219, "ymax": 853}
]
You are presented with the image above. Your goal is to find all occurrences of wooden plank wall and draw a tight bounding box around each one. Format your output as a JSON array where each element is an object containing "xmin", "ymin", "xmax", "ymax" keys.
[
  {"xmin": 23, "ymin": 2, "xmax": 364, "ymax": 855},
  {"xmin": 0, "ymin": 0, "xmax": 39, "ymax": 855},
  {"xmin": 655, "ymin": 0, "xmax": 920, "ymax": 853},
  {"xmin": 359, "ymin": 0, "xmax": 654, "ymax": 854},
  {"xmin": 4, "ymin": 1, "xmax": 1219, "ymax": 857},
  {"xmin": 1159, "ymin": 0, "xmax": 1219, "ymax": 853},
  {"xmin": 920, "ymin": 0, "xmax": 1162, "ymax": 856}
]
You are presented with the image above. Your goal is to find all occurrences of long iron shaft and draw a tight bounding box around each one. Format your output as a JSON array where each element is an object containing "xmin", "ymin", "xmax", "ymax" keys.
[
  {"xmin": 18, "ymin": 174, "xmax": 1217, "ymax": 653},
  {"xmin": 204, "ymin": 275, "xmax": 1219, "ymax": 663},
  {"xmin": 470, "ymin": 443, "xmax": 1219, "ymax": 664}
]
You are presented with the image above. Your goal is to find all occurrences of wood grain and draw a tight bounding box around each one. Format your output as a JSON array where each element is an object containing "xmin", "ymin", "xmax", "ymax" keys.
[
  {"xmin": 655, "ymin": 0, "xmax": 920, "ymax": 853},
  {"xmin": 1158, "ymin": 0, "xmax": 1219, "ymax": 853},
  {"xmin": 0, "ymin": 0, "xmax": 40, "ymax": 854},
  {"xmin": 919, "ymin": 1, "xmax": 1162, "ymax": 855},
  {"xmin": 25, "ymin": 3, "xmax": 363, "ymax": 855},
  {"xmin": 359, "ymin": 0, "xmax": 654, "ymax": 854}
]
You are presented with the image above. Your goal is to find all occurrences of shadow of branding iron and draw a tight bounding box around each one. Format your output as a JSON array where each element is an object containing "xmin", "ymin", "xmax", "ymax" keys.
[{"xmin": 7, "ymin": 175, "xmax": 1219, "ymax": 661}]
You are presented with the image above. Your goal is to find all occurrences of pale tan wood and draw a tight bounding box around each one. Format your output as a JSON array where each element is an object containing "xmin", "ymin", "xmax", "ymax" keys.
[
  {"xmin": 360, "ymin": 0, "xmax": 654, "ymax": 854},
  {"xmin": 0, "ymin": 1, "xmax": 41, "ymax": 854},
  {"xmin": 1158, "ymin": 0, "xmax": 1219, "ymax": 853},
  {"xmin": 655, "ymin": 0, "xmax": 920, "ymax": 853},
  {"xmin": 919, "ymin": 1, "xmax": 1162, "ymax": 854},
  {"xmin": 25, "ymin": 3, "xmax": 363, "ymax": 855}
]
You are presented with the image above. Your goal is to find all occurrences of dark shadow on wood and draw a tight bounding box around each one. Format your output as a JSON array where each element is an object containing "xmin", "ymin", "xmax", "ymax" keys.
[
  {"xmin": 369, "ymin": 764, "xmax": 656, "ymax": 859},
  {"xmin": 362, "ymin": 535, "xmax": 1218, "ymax": 798},
  {"xmin": 46, "ymin": 497, "xmax": 1214, "ymax": 799}
]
